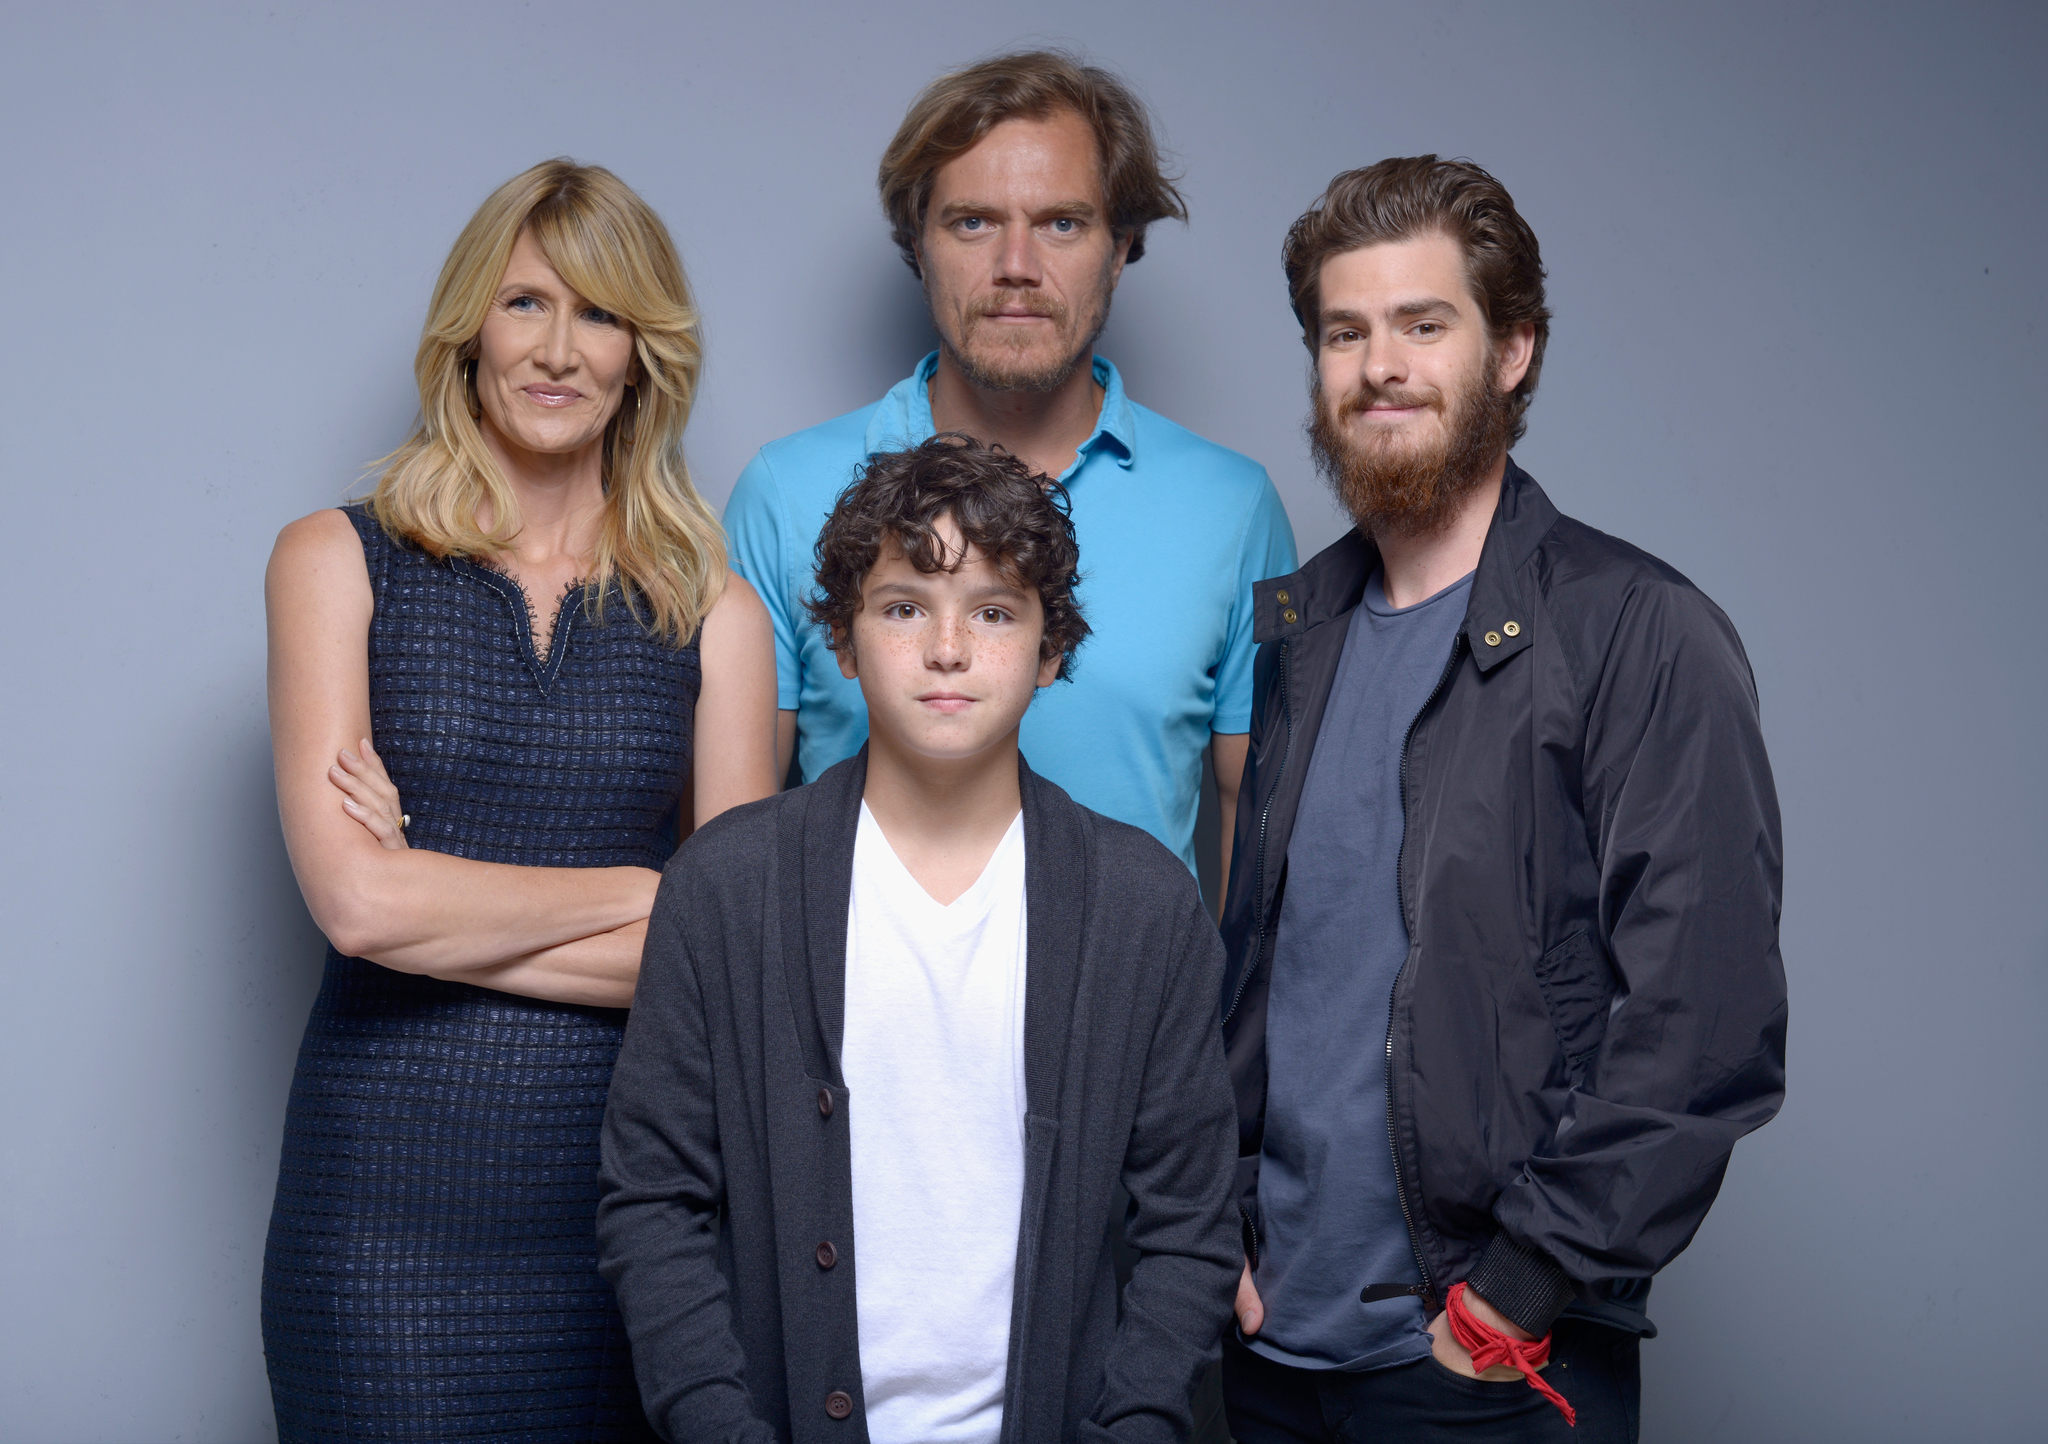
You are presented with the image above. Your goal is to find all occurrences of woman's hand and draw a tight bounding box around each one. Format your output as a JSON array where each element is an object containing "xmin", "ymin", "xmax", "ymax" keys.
[{"xmin": 330, "ymin": 736, "xmax": 409, "ymax": 851}]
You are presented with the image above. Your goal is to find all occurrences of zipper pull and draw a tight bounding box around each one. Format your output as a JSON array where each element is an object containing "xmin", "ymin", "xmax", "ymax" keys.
[{"xmin": 1359, "ymin": 1281, "xmax": 1440, "ymax": 1311}]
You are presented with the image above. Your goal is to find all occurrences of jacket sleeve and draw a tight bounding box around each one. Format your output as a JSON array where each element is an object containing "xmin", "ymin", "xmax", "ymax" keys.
[
  {"xmin": 1211, "ymin": 475, "xmax": 1299, "ymax": 734},
  {"xmin": 1484, "ymin": 579, "xmax": 1788, "ymax": 1327},
  {"xmin": 1089, "ymin": 897, "xmax": 1243, "ymax": 1444},
  {"xmin": 597, "ymin": 884, "xmax": 779, "ymax": 1444}
]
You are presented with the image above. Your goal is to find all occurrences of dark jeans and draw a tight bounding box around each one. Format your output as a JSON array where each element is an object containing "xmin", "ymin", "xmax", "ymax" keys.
[{"xmin": 1223, "ymin": 1321, "xmax": 1640, "ymax": 1444}]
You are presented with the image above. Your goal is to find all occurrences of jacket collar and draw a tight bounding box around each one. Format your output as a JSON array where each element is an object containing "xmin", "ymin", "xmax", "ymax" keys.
[
  {"xmin": 776, "ymin": 746, "xmax": 1086, "ymax": 1117},
  {"xmin": 1017, "ymin": 759, "xmax": 1085, "ymax": 1119},
  {"xmin": 1252, "ymin": 458, "xmax": 1558, "ymax": 673},
  {"xmin": 777, "ymin": 748, "xmax": 866, "ymax": 1084},
  {"xmin": 861, "ymin": 351, "xmax": 1139, "ymax": 481}
]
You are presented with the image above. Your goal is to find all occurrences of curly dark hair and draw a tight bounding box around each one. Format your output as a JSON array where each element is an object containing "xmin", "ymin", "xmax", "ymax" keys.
[
  {"xmin": 806, "ymin": 435, "xmax": 1091, "ymax": 680},
  {"xmin": 1283, "ymin": 156, "xmax": 1551, "ymax": 446}
]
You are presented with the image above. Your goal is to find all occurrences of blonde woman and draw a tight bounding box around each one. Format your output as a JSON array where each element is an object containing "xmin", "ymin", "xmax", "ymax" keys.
[{"xmin": 260, "ymin": 161, "xmax": 777, "ymax": 1440}]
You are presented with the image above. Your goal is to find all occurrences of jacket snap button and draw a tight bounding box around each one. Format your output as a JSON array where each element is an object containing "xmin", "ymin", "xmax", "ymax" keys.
[
  {"xmin": 1283, "ymin": 608, "xmax": 1299, "ymax": 625},
  {"xmin": 1276, "ymin": 588, "xmax": 1291, "ymax": 605},
  {"xmin": 1483, "ymin": 630, "xmax": 1502, "ymax": 646},
  {"xmin": 1502, "ymin": 620, "xmax": 1521, "ymax": 637},
  {"xmin": 816, "ymin": 1240, "xmax": 837, "ymax": 1269},
  {"xmin": 825, "ymin": 1390, "xmax": 854, "ymax": 1420},
  {"xmin": 817, "ymin": 1088, "xmax": 833, "ymax": 1118}
]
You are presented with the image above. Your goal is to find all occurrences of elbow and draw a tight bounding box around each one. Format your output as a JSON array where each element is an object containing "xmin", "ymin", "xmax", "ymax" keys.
[
  {"xmin": 311, "ymin": 890, "xmax": 377, "ymax": 961},
  {"xmin": 305, "ymin": 874, "xmax": 412, "ymax": 967}
]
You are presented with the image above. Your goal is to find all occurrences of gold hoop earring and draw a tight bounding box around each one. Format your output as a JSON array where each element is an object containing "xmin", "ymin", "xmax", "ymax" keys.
[{"xmin": 462, "ymin": 358, "xmax": 481, "ymax": 420}]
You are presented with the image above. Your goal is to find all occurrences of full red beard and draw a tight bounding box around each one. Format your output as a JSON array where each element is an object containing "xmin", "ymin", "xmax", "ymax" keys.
[{"xmin": 1308, "ymin": 356, "xmax": 1513, "ymax": 539}]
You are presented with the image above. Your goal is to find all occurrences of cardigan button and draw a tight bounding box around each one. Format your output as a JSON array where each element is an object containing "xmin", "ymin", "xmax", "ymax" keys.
[
  {"xmin": 825, "ymin": 1390, "xmax": 854, "ymax": 1420},
  {"xmin": 816, "ymin": 1240, "xmax": 838, "ymax": 1270},
  {"xmin": 817, "ymin": 1087, "xmax": 833, "ymax": 1118}
]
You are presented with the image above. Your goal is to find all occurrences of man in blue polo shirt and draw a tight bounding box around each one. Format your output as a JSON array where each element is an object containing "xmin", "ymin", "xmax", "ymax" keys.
[{"xmin": 726, "ymin": 49, "xmax": 1294, "ymax": 880}]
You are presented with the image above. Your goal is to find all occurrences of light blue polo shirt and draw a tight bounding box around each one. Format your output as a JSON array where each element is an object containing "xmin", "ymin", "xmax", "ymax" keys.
[{"xmin": 724, "ymin": 352, "xmax": 1297, "ymax": 873}]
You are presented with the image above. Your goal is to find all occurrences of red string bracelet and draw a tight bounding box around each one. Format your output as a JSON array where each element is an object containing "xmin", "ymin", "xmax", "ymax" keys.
[{"xmin": 1444, "ymin": 1282, "xmax": 1577, "ymax": 1427}]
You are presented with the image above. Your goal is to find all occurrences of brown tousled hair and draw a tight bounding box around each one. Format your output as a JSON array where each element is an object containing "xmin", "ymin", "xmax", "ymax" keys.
[
  {"xmin": 1283, "ymin": 156, "xmax": 1551, "ymax": 445},
  {"xmin": 878, "ymin": 49, "xmax": 1187, "ymax": 274},
  {"xmin": 806, "ymin": 435, "xmax": 1091, "ymax": 680}
]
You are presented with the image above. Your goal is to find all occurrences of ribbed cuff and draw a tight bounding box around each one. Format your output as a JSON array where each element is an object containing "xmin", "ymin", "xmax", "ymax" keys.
[{"xmin": 1465, "ymin": 1233, "xmax": 1575, "ymax": 1337}]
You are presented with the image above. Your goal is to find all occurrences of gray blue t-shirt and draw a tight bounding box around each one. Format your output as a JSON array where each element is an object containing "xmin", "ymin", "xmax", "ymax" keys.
[{"xmin": 1250, "ymin": 567, "xmax": 1472, "ymax": 1371}]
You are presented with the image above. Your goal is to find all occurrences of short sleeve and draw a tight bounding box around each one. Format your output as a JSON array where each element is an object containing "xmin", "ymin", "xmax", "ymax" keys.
[
  {"xmin": 1212, "ymin": 475, "xmax": 1298, "ymax": 733},
  {"xmin": 723, "ymin": 451, "xmax": 803, "ymax": 711}
]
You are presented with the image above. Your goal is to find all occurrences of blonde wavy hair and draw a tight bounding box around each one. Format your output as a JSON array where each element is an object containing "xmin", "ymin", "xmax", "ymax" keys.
[{"xmin": 369, "ymin": 158, "xmax": 723, "ymax": 642}]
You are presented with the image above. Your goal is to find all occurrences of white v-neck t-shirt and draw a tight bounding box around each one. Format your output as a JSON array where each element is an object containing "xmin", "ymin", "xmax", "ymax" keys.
[{"xmin": 842, "ymin": 802, "xmax": 1029, "ymax": 1444}]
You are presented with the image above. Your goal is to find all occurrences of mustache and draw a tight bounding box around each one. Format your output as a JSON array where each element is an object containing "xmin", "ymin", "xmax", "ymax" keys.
[
  {"xmin": 967, "ymin": 292, "xmax": 1068, "ymax": 324},
  {"xmin": 1335, "ymin": 383, "xmax": 1442, "ymax": 420}
]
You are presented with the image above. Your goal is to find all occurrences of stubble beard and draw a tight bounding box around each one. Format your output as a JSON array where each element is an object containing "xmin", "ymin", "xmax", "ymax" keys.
[
  {"xmin": 1308, "ymin": 355, "xmax": 1515, "ymax": 540},
  {"xmin": 934, "ymin": 263, "xmax": 1115, "ymax": 396}
]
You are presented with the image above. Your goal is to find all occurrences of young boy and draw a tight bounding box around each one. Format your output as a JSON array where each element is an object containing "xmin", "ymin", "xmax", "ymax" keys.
[{"xmin": 597, "ymin": 437, "xmax": 1242, "ymax": 1444}]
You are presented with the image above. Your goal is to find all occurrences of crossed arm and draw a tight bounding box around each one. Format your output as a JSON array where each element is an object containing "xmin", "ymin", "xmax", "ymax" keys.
[{"xmin": 267, "ymin": 510, "xmax": 778, "ymax": 1007}]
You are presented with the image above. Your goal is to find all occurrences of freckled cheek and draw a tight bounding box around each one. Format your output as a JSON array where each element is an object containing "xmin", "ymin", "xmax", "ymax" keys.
[{"xmin": 982, "ymin": 636, "xmax": 1044, "ymax": 679}]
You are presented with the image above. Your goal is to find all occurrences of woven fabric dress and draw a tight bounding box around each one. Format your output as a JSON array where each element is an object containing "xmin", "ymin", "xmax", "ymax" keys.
[{"xmin": 261, "ymin": 505, "xmax": 697, "ymax": 1441}]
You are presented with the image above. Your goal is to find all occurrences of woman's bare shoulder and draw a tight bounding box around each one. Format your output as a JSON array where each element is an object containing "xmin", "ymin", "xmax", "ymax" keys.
[
  {"xmin": 273, "ymin": 505, "xmax": 362, "ymax": 557},
  {"xmin": 699, "ymin": 569, "xmax": 771, "ymax": 643},
  {"xmin": 267, "ymin": 507, "xmax": 371, "ymax": 608},
  {"xmin": 712, "ymin": 569, "xmax": 766, "ymax": 615}
]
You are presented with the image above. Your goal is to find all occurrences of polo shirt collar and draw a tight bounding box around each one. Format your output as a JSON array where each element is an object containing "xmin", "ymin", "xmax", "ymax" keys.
[{"xmin": 862, "ymin": 351, "xmax": 1138, "ymax": 480}]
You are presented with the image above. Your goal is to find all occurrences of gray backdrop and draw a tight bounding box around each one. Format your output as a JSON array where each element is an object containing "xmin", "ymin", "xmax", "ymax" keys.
[{"xmin": 2, "ymin": 2, "xmax": 2042, "ymax": 1439}]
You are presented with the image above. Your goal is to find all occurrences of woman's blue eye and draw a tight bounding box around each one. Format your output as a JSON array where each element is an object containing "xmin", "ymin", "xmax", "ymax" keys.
[{"xmin": 585, "ymin": 308, "xmax": 617, "ymax": 325}]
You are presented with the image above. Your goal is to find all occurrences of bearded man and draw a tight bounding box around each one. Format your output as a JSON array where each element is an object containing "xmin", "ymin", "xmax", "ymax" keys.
[
  {"xmin": 1215, "ymin": 157, "xmax": 1787, "ymax": 1443},
  {"xmin": 725, "ymin": 50, "xmax": 1295, "ymax": 881}
]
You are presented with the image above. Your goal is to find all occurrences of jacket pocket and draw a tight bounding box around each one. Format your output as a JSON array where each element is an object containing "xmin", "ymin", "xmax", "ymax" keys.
[{"xmin": 1531, "ymin": 930, "xmax": 1615, "ymax": 1086}]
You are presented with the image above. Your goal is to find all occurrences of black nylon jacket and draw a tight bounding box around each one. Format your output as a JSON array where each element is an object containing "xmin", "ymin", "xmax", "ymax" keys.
[{"xmin": 1217, "ymin": 461, "xmax": 1786, "ymax": 1338}]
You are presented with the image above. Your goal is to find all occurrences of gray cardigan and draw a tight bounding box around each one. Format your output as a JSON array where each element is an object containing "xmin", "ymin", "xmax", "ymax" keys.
[{"xmin": 597, "ymin": 752, "xmax": 1240, "ymax": 1444}]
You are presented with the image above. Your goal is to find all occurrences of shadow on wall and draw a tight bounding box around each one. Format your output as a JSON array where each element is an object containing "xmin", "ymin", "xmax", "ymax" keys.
[
  {"xmin": 133, "ymin": 702, "xmax": 326, "ymax": 1437},
  {"xmin": 851, "ymin": 250, "xmax": 938, "ymax": 410},
  {"xmin": 235, "ymin": 713, "xmax": 329, "ymax": 1152}
]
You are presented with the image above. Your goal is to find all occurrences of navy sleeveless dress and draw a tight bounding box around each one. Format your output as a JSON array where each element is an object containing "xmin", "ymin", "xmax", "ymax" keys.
[{"xmin": 262, "ymin": 505, "xmax": 698, "ymax": 1441}]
